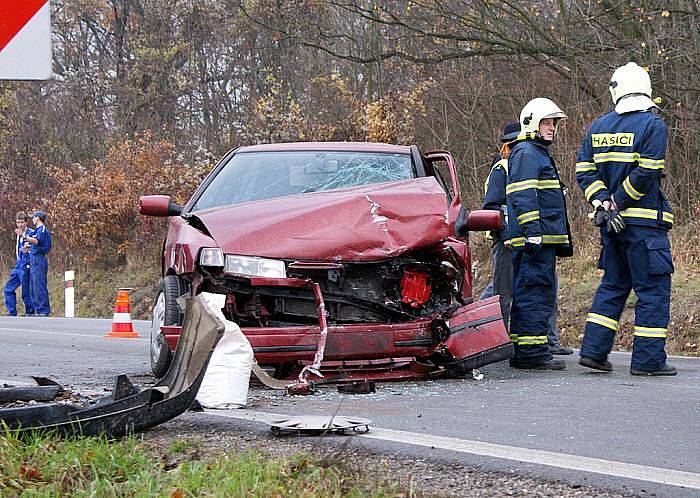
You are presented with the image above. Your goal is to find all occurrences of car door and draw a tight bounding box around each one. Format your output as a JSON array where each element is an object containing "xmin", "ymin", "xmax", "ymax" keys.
[
  {"xmin": 424, "ymin": 151, "xmax": 462, "ymax": 230},
  {"xmin": 424, "ymin": 151, "xmax": 472, "ymax": 300}
]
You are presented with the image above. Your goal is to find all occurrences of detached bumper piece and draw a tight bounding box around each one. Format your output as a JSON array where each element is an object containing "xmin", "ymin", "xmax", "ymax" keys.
[
  {"xmin": 0, "ymin": 296, "xmax": 224, "ymax": 436},
  {"xmin": 0, "ymin": 377, "xmax": 63, "ymax": 403}
]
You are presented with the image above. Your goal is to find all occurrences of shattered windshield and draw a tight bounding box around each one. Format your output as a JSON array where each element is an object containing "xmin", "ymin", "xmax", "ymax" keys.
[{"xmin": 192, "ymin": 151, "xmax": 415, "ymax": 211}]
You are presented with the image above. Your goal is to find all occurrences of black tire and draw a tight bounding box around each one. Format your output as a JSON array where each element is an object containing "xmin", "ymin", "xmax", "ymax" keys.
[
  {"xmin": 150, "ymin": 275, "xmax": 189, "ymax": 378},
  {"xmin": 163, "ymin": 274, "xmax": 189, "ymax": 326}
]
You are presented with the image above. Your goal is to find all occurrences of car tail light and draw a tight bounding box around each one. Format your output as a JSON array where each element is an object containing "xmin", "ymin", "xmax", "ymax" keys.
[{"xmin": 400, "ymin": 269, "xmax": 432, "ymax": 308}]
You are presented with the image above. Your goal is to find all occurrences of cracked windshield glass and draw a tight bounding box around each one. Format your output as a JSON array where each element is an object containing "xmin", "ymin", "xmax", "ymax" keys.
[{"xmin": 192, "ymin": 151, "xmax": 415, "ymax": 211}]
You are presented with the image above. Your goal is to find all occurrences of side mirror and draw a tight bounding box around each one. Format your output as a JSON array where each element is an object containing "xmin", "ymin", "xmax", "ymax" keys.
[
  {"xmin": 465, "ymin": 210, "xmax": 502, "ymax": 231},
  {"xmin": 455, "ymin": 209, "xmax": 502, "ymax": 236},
  {"xmin": 139, "ymin": 195, "xmax": 183, "ymax": 217}
]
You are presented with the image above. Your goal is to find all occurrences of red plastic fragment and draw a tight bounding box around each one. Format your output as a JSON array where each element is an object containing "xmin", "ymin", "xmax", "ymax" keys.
[{"xmin": 400, "ymin": 269, "xmax": 432, "ymax": 308}]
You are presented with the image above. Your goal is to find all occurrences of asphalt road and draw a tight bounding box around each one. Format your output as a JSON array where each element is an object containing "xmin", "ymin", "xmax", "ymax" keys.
[{"xmin": 1, "ymin": 316, "xmax": 698, "ymax": 496}]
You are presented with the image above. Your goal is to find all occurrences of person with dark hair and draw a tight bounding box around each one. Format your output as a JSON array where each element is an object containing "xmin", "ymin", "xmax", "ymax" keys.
[
  {"xmin": 3, "ymin": 212, "xmax": 34, "ymax": 316},
  {"xmin": 26, "ymin": 210, "xmax": 52, "ymax": 317},
  {"xmin": 479, "ymin": 121, "xmax": 520, "ymax": 329}
]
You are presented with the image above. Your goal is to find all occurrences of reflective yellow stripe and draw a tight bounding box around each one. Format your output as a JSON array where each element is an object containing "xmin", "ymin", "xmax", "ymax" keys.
[
  {"xmin": 508, "ymin": 234, "xmax": 569, "ymax": 247},
  {"xmin": 592, "ymin": 151, "xmax": 664, "ymax": 169},
  {"xmin": 638, "ymin": 157, "xmax": 665, "ymax": 170},
  {"xmin": 509, "ymin": 334, "xmax": 519, "ymax": 343},
  {"xmin": 517, "ymin": 336, "xmax": 549, "ymax": 345},
  {"xmin": 537, "ymin": 179, "xmax": 561, "ymax": 189},
  {"xmin": 620, "ymin": 208, "xmax": 658, "ymax": 220},
  {"xmin": 543, "ymin": 234, "xmax": 569, "ymax": 243},
  {"xmin": 517, "ymin": 210, "xmax": 540, "ymax": 224},
  {"xmin": 634, "ymin": 326, "xmax": 667, "ymax": 338},
  {"xmin": 586, "ymin": 312, "xmax": 618, "ymax": 331},
  {"xmin": 515, "ymin": 132, "xmax": 537, "ymax": 141},
  {"xmin": 584, "ymin": 180, "xmax": 606, "ymax": 201},
  {"xmin": 506, "ymin": 179, "xmax": 538, "ymax": 194},
  {"xmin": 576, "ymin": 161, "xmax": 597, "ymax": 172},
  {"xmin": 484, "ymin": 160, "xmax": 508, "ymax": 194},
  {"xmin": 593, "ymin": 151, "xmax": 640, "ymax": 163},
  {"xmin": 507, "ymin": 179, "xmax": 561, "ymax": 195},
  {"xmin": 622, "ymin": 177, "xmax": 644, "ymax": 201},
  {"xmin": 620, "ymin": 208, "xmax": 675, "ymax": 225}
]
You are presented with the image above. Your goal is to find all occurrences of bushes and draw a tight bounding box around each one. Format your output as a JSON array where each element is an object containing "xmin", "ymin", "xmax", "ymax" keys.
[{"xmin": 50, "ymin": 132, "xmax": 206, "ymax": 266}]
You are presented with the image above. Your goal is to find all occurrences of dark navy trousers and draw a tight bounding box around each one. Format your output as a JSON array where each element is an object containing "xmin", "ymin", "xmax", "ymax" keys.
[
  {"xmin": 29, "ymin": 254, "xmax": 50, "ymax": 316},
  {"xmin": 4, "ymin": 266, "xmax": 33, "ymax": 315},
  {"xmin": 581, "ymin": 227, "xmax": 672, "ymax": 371},
  {"xmin": 510, "ymin": 246, "xmax": 556, "ymax": 365}
]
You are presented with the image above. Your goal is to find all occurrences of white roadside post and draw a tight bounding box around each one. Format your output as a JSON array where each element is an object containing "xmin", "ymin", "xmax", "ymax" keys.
[{"xmin": 64, "ymin": 270, "xmax": 75, "ymax": 318}]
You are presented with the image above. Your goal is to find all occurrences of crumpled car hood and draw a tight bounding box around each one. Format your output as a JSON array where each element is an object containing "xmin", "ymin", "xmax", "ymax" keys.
[{"xmin": 194, "ymin": 177, "xmax": 450, "ymax": 261}]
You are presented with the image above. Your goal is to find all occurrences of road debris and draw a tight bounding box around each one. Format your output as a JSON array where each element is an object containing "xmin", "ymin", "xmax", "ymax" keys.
[
  {"xmin": 269, "ymin": 415, "xmax": 372, "ymax": 436},
  {"xmin": 337, "ymin": 380, "xmax": 376, "ymax": 394},
  {"xmin": 0, "ymin": 377, "xmax": 63, "ymax": 403},
  {"xmin": 0, "ymin": 295, "xmax": 224, "ymax": 436}
]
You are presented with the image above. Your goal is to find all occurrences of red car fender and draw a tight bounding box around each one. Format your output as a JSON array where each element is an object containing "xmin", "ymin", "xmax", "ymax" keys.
[{"xmin": 164, "ymin": 217, "xmax": 217, "ymax": 274}]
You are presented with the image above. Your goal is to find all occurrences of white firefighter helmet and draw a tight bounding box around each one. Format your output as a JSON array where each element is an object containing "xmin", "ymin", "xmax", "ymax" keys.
[
  {"xmin": 519, "ymin": 98, "xmax": 567, "ymax": 134},
  {"xmin": 609, "ymin": 62, "xmax": 652, "ymax": 104}
]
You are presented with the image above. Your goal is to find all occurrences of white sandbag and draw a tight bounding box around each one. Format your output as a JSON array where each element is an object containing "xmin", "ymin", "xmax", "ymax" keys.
[{"xmin": 196, "ymin": 292, "xmax": 253, "ymax": 409}]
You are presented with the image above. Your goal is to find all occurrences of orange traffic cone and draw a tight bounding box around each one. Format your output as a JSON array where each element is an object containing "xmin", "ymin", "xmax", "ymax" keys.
[{"xmin": 105, "ymin": 288, "xmax": 139, "ymax": 338}]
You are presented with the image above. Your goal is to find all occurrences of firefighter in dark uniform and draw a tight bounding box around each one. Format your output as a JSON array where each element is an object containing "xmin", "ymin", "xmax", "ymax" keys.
[
  {"xmin": 576, "ymin": 62, "xmax": 676, "ymax": 376},
  {"xmin": 506, "ymin": 98, "xmax": 573, "ymax": 370}
]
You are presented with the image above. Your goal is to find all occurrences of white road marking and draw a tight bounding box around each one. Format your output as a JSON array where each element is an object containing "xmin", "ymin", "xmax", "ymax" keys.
[
  {"xmin": 0, "ymin": 327, "xmax": 147, "ymax": 341},
  {"xmin": 205, "ymin": 409, "xmax": 700, "ymax": 490}
]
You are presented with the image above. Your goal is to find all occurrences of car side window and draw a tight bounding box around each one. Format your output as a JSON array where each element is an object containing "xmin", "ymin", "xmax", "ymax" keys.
[{"xmin": 424, "ymin": 157, "xmax": 454, "ymax": 203}]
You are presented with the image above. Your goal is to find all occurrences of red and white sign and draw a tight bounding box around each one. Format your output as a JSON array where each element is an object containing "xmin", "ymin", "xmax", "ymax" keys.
[{"xmin": 0, "ymin": 0, "xmax": 52, "ymax": 80}]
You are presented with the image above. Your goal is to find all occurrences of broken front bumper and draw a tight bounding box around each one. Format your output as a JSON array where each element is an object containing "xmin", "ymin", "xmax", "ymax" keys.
[{"xmin": 163, "ymin": 290, "xmax": 513, "ymax": 381}]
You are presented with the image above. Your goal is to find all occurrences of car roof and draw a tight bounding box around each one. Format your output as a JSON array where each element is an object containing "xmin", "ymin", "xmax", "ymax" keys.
[{"xmin": 235, "ymin": 142, "xmax": 412, "ymax": 154}]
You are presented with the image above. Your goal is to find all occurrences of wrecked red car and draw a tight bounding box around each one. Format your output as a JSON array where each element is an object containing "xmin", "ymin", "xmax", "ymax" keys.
[{"xmin": 140, "ymin": 142, "xmax": 513, "ymax": 381}]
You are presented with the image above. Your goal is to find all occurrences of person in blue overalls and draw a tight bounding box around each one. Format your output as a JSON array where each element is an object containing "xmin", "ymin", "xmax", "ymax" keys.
[
  {"xmin": 479, "ymin": 121, "xmax": 520, "ymax": 330},
  {"xmin": 506, "ymin": 98, "xmax": 573, "ymax": 370},
  {"xmin": 26, "ymin": 210, "xmax": 52, "ymax": 317},
  {"xmin": 3, "ymin": 212, "xmax": 34, "ymax": 316},
  {"xmin": 576, "ymin": 62, "xmax": 676, "ymax": 376}
]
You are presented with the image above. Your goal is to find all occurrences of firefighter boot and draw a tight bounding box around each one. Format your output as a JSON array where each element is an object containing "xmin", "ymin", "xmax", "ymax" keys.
[
  {"xmin": 510, "ymin": 358, "xmax": 566, "ymax": 370},
  {"xmin": 579, "ymin": 355, "xmax": 613, "ymax": 372},
  {"xmin": 630, "ymin": 363, "xmax": 677, "ymax": 376}
]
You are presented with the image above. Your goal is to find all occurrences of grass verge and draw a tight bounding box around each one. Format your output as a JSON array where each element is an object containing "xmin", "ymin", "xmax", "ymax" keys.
[{"xmin": 0, "ymin": 430, "xmax": 398, "ymax": 497}]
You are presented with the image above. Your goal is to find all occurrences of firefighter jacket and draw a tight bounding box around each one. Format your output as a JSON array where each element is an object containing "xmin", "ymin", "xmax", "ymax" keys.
[
  {"xmin": 575, "ymin": 110, "xmax": 673, "ymax": 230},
  {"xmin": 482, "ymin": 155, "xmax": 508, "ymax": 240},
  {"xmin": 505, "ymin": 135, "xmax": 572, "ymax": 250}
]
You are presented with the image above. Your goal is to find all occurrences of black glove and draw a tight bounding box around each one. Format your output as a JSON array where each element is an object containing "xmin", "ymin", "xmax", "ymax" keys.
[
  {"xmin": 455, "ymin": 206, "xmax": 468, "ymax": 237},
  {"xmin": 594, "ymin": 206, "xmax": 626, "ymax": 233}
]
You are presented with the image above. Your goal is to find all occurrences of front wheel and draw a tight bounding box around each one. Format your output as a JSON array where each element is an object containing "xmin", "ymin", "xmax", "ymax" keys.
[{"xmin": 149, "ymin": 275, "xmax": 189, "ymax": 377}]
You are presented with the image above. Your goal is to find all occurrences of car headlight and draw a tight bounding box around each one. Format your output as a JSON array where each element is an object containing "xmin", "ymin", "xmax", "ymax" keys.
[
  {"xmin": 225, "ymin": 254, "xmax": 286, "ymax": 278},
  {"xmin": 199, "ymin": 247, "xmax": 224, "ymax": 267}
]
